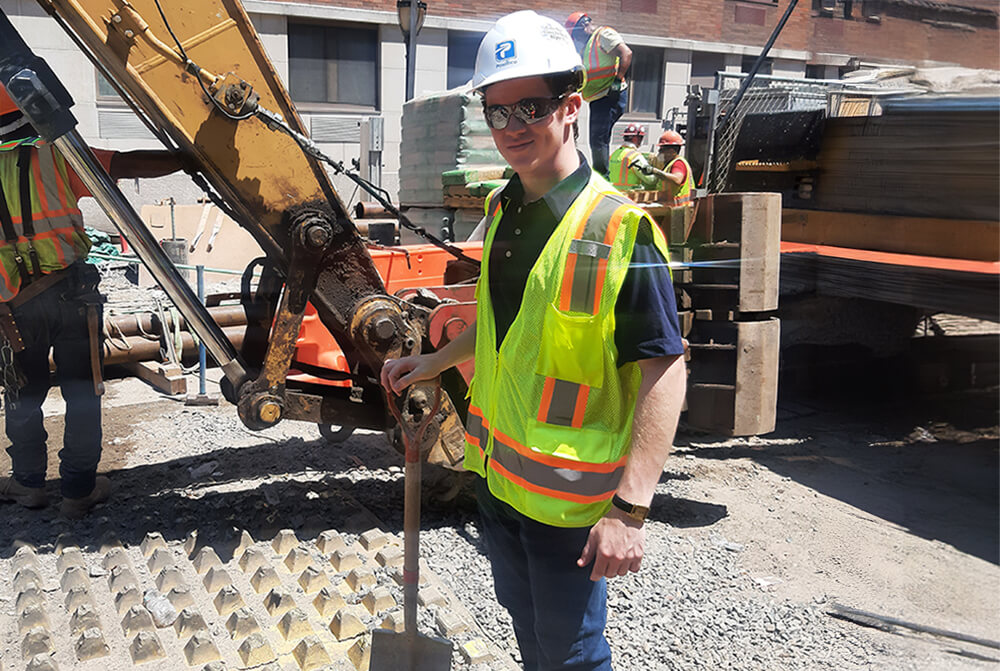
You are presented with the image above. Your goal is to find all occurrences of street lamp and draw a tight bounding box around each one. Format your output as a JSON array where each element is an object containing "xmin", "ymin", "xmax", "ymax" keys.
[{"xmin": 396, "ymin": 0, "xmax": 427, "ymax": 101}]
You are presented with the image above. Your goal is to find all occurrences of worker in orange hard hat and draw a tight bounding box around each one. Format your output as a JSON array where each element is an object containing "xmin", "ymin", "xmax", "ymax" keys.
[
  {"xmin": 608, "ymin": 123, "xmax": 660, "ymax": 192},
  {"xmin": 0, "ymin": 82, "xmax": 182, "ymax": 518},
  {"xmin": 0, "ymin": 85, "xmax": 33, "ymax": 140},
  {"xmin": 655, "ymin": 130, "xmax": 695, "ymax": 207},
  {"xmin": 565, "ymin": 11, "xmax": 633, "ymax": 178}
]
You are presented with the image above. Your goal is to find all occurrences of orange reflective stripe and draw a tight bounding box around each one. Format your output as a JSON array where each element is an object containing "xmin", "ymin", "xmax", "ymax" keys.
[
  {"xmin": 559, "ymin": 195, "xmax": 605, "ymax": 311},
  {"xmin": 591, "ymin": 204, "xmax": 629, "ymax": 314},
  {"xmin": 560, "ymin": 197, "xmax": 624, "ymax": 314}
]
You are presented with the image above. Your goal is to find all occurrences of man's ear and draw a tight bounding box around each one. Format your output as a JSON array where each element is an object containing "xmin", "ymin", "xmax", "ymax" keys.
[{"xmin": 564, "ymin": 92, "xmax": 583, "ymax": 124}]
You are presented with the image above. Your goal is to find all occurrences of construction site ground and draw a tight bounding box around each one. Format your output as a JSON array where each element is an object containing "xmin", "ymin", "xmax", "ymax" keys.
[{"xmin": 0, "ymin": 327, "xmax": 997, "ymax": 670}]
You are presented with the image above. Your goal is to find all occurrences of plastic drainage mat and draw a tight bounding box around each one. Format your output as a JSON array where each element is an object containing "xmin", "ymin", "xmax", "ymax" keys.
[{"xmin": 1, "ymin": 526, "xmax": 515, "ymax": 670}]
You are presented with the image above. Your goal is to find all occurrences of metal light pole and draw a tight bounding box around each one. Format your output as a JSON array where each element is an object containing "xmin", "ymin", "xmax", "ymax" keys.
[{"xmin": 397, "ymin": 0, "xmax": 427, "ymax": 101}]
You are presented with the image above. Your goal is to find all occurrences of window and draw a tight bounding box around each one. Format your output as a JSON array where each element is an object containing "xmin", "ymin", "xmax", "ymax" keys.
[
  {"xmin": 447, "ymin": 31, "xmax": 484, "ymax": 90},
  {"xmin": 288, "ymin": 22, "xmax": 378, "ymax": 109},
  {"xmin": 95, "ymin": 71, "xmax": 124, "ymax": 104},
  {"xmin": 741, "ymin": 55, "xmax": 773, "ymax": 75},
  {"xmin": 626, "ymin": 45, "xmax": 663, "ymax": 116},
  {"xmin": 805, "ymin": 64, "xmax": 826, "ymax": 79},
  {"xmin": 691, "ymin": 52, "xmax": 726, "ymax": 88}
]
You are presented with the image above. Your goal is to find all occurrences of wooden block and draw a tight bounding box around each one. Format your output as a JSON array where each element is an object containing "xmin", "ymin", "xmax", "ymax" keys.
[
  {"xmin": 685, "ymin": 318, "xmax": 779, "ymax": 436},
  {"xmin": 122, "ymin": 362, "xmax": 186, "ymax": 396}
]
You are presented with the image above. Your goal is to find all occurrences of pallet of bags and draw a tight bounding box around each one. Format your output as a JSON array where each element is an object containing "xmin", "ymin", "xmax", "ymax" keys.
[{"xmin": 400, "ymin": 87, "xmax": 507, "ymax": 207}]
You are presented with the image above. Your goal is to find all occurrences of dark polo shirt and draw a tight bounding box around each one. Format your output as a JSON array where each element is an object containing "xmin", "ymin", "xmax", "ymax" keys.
[{"xmin": 487, "ymin": 155, "xmax": 685, "ymax": 364}]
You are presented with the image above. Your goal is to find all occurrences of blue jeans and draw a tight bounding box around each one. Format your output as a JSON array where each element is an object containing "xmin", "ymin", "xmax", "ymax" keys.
[
  {"xmin": 589, "ymin": 87, "xmax": 628, "ymax": 178},
  {"xmin": 476, "ymin": 476, "xmax": 613, "ymax": 671},
  {"xmin": 5, "ymin": 265, "xmax": 103, "ymax": 498}
]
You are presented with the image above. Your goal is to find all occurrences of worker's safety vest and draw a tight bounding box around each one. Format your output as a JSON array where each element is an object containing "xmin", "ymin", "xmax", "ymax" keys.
[
  {"xmin": 580, "ymin": 27, "xmax": 619, "ymax": 102},
  {"xmin": 0, "ymin": 138, "xmax": 91, "ymax": 301},
  {"xmin": 663, "ymin": 156, "xmax": 695, "ymax": 207},
  {"xmin": 609, "ymin": 145, "xmax": 654, "ymax": 191},
  {"xmin": 466, "ymin": 172, "xmax": 672, "ymax": 527}
]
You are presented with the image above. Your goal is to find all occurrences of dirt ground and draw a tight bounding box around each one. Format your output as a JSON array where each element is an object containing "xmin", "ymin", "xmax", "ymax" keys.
[
  {"xmin": 1, "ymin": 360, "xmax": 998, "ymax": 669},
  {"xmin": 666, "ymin": 386, "xmax": 999, "ymax": 668}
]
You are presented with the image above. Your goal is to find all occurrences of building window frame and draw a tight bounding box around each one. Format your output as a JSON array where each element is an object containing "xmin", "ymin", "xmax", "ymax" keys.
[
  {"xmin": 625, "ymin": 44, "xmax": 664, "ymax": 119},
  {"xmin": 447, "ymin": 30, "xmax": 484, "ymax": 90},
  {"xmin": 287, "ymin": 20, "xmax": 380, "ymax": 113}
]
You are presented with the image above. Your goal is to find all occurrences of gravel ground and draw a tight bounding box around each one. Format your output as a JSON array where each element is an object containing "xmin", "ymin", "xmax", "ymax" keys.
[
  {"xmin": 0, "ymin": 269, "xmax": 996, "ymax": 670},
  {"xmin": 6, "ymin": 376, "xmax": 996, "ymax": 670}
]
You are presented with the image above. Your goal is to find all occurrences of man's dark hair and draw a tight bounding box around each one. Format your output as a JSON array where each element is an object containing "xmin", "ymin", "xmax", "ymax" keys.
[
  {"xmin": 543, "ymin": 70, "xmax": 583, "ymax": 98},
  {"xmin": 544, "ymin": 70, "xmax": 583, "ymax": 141}
]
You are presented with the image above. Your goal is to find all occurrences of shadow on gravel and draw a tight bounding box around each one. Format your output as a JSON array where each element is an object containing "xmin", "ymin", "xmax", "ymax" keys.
[
  {"xmin": 0, "ymin": 433, "xmax": 728, "ymax": 558},
  {"xmin": 676, "ymin": 390, "xmax": 1000, "ymax": 565}
]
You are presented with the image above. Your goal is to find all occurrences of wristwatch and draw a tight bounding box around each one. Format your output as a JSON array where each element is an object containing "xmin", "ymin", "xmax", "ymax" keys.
[{"xmin": 611, "ymin": 494, "xmax": 649, "ymax": 522}]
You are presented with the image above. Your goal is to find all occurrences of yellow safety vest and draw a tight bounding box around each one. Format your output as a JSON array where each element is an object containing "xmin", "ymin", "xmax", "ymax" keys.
[
  {"xmin": 466, "ymin": 172, "xmax": 672, "ymax": 527},
  {"xmin": 580, "ymin": 27, "xmax": 619, "ymax": 102},
  {"xmin": 0, "ymin": 138, "xmax": 91, "ymax": 301},
  {"xmin": 609, "ymin": 145, "xmax": 658, "ymax": 191},
  {"xmin": 663, "ymin": 156, "xmax": 695, "ymax": 206}
]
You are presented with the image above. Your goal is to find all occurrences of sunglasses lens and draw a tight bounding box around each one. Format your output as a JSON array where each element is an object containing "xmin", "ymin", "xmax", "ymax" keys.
[
  {"xmin": 484, "ymin": 106, "xmax": 510, "ymax": 130},
  {"xmin": 514, "ymin": 99, "xmax": 546, "ymax": 122}
]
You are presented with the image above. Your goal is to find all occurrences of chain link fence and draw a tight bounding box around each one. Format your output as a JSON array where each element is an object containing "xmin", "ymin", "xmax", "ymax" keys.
[{"xmin": 707, "ymin": 73, "xmax": 830, "ymax": 193}]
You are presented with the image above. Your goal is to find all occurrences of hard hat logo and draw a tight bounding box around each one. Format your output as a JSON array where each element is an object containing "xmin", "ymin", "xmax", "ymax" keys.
[
  {"xmin": 472, "ymin": 11, "xmax": 583, "ymax": 92},
  {"xmin": 495, "ymin": 40, "xmax": 516, "ymax": 66}
]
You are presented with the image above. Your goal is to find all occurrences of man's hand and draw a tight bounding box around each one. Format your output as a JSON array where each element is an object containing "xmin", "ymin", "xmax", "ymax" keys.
[
  {"xmin": 576, "ymin": 507, "xmax": 645, "ymax": 581},
  {"xmin": 380, "ymin": 353, "xmax": 440, "ymax": 396}
]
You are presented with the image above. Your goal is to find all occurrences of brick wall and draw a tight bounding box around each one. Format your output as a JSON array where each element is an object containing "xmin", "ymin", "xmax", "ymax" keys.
[{"xmin": 259, "ymin": 0, "xmax": 998, "ymax": 69}]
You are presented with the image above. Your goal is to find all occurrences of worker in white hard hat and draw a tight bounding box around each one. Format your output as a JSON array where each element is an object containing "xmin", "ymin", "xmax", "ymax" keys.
[{"xmin": 382, "ymin": 11, "xmax": 685, "ymax": 669}]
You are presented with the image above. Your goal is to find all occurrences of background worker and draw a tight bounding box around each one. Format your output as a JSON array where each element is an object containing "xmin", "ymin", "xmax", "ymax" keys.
[
  {"xmin": 654, "ymin": 130, "xmax": 696, "ymax": 207},
  {"xmin": 382, "ymin": 11, "xmax": 686, "ymax": 670},
  {"xmin": 609, "ymin": 123, "xmax": 661, "ymax": 192},
  {"xmin": 0, "ymin": 86, "xmax": 181, "ymax": 518},
  {"xmin": 565, "ymin": 11, "xmax": 632, "ymax": 178}
]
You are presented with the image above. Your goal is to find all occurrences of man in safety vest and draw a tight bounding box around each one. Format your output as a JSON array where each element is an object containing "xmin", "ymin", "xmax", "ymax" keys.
[
  {"xmin": 382, "ymin": 11, "xmax": 685, "ymax": 670},
  {"xmin": 609, "ymin": 123, "xmax": 660, "ymax": 192},
  {"xmin": 565, "ymin": 11, "xmax": 632, "ymax": 179},
  {"xmin": 0, "ymin": 86, "xmax": 181, "ymax": 518},
  {"xmin": 655, "ymin": 130, "xmax": 696, "ymax": 207}
]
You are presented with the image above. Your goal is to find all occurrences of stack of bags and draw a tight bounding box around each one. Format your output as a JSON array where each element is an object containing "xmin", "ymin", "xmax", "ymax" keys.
[{"xmin": 399, "ymin": 87, "xmax": 508, "ymax": 242}]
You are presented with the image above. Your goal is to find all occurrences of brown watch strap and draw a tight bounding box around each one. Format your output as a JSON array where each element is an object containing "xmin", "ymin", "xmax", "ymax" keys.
[{"xmin": 611, "ymin": 494, "xmax": 649, "ymax": 522}]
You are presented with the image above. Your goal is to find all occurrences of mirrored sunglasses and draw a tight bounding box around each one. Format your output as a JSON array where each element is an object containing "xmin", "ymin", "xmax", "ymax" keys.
[{"xmin": 483, "ymin": 95, "xmax": 567, "ymax": 131}]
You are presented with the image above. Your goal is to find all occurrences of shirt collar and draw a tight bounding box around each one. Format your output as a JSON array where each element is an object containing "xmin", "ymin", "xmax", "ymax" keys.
[{"xmin": 501, "ymin": 152, "xmax": 592, "ymax": 222}]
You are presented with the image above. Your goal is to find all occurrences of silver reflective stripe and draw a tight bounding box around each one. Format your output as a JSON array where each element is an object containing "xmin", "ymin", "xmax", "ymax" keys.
[
  {"xmin": 490, "ymin": 434, "xmax": 623, "ymax": 498},
  {"xmin": 541, "ymin": 378, "xmax": 584, "ymax": 427},
  {"xmin": 567, "ymin": 238, "xmax": 611, "ymax": 260},
  {"xmin": 566, "ymin": 197, "xmax": 621, "ymax": 314},
  {"xmin": 0, "ymin": 115, "xmax": 29, "ymax": 137},
  {"xmin": 465, "ymin": 410, "xmax": 487, "ymax": 446},
  {"xmin": 35, "ymin": 145, "xmax": 64, "ymax": 214},
  {"xmin": 13, "ymin": 212, "xmax": 81, "ymax": 236}
]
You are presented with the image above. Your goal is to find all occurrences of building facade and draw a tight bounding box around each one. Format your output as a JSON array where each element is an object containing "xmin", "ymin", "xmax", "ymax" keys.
[{"xmin": 2, "ymin": 0, "xmax": 997, "ymax": 221}]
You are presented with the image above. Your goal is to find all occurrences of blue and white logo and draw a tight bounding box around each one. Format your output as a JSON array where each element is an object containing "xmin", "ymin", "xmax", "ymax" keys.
[{"xmin": 495, "ymin": 40, "xmax": 516, "ymax": 65}]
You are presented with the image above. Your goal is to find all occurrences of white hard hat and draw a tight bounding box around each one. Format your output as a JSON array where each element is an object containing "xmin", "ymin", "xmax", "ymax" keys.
[{"xmin": 472, "ymin": 11, "xmax": 583, "ymax": 92}]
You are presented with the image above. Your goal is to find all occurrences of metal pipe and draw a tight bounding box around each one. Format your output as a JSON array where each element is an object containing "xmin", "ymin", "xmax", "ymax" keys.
[
  {"xmin": 355, "ymin": 201, "xmax": 388, "ymax": 219},
  {"xmin": 719, "ymin": 0, "xmax": 800, "ymax": 129},
  {"xmin": 53, "ymin": 130, "xmax": 248, "ymax": 385},
  {"xmin": 101, "ymin": 326, "xmax": 246, "ymax": 366},
  {"xmin": 107, "ymin": 304, "xmax": 247, "ymax": 338},
  {"xmin": 196, "ymin": 265, "xmax": 208, "ymax": 395}
]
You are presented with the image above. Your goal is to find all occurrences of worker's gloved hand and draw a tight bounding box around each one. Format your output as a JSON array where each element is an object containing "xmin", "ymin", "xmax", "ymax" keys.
[{"xmin": 641, "ymin": 166, "xmax": 654, "ymax": 175}]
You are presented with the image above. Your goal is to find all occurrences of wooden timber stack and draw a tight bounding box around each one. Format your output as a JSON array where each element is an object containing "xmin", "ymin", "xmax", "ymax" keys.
[{"xmin": 640, "ymin": 192, "xmax": 782, "ymax": 436}]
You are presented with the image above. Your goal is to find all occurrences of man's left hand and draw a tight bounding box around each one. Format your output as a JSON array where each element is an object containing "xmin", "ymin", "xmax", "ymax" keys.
[{"xmin": 577, "ymin": 507, "xmax": 645, "ymax": 581}]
